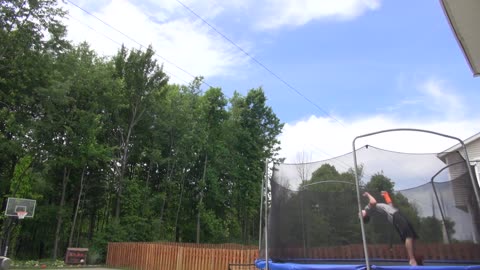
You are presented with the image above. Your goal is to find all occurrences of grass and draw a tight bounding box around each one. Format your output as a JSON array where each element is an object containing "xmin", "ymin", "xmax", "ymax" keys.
[{"xmin": 8, "ymin": 259, "xmax": 112, "ymax": 269}]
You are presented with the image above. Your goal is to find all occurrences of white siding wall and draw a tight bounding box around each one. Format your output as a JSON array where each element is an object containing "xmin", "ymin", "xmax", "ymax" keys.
[
  {"xmin": 464, "ymin": 138, "xmax": 480, "ymax": 186},
  {"xmin": 444, "ymin": 137, "xmax": 480, "ymax": 180},
  {"xmin": 462, "ymin": 138, "xmax": 480, "ymax": 161}
]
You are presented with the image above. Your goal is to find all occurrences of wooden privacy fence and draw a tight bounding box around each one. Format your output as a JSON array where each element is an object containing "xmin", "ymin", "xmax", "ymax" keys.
[
  {"xmin": 269, "ymin": 243, "xmax": 480, "ymax": 261},
  {"xmin": 107, "ymin": 242, "xmax": 258, "ymax": 270},
  {"xmin": 371, "ymin": 243, "xmax": 480, "ymax": 261},
  {"xmin": 107, "ymin": 242, "xmax": 480, "ymax": 270}
]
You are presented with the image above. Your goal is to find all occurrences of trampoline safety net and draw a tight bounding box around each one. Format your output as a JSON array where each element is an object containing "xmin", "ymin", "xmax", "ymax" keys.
[{"xmin": 262, "ymin": 146, "xmax": 480, "ymax": 262}]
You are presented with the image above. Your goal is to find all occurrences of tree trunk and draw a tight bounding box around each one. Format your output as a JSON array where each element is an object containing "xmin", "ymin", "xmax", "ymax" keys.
[
  {"xmin": 196, "ymin": 153, "xmax": 208, "ymax": 244},
  {"xmin": 144, "ymin": 162, "xmax": 151, "ymax": 215},
  {"xmin": 114, "ymin": 104, "xmax": 142, "ymax": 222},
  {"xmin": 114, "ymin": 165, "xmax": 125, "ymax": 222},
  {"xmin": 159, "ymin": 159, "xmax": 177, "ymax": 229},
  {"xmin": 174, "ymin": 173, "xmax": 186, "ymax": 242},
  {"xmin": 100, "ymin": 189, "xmax": 112, "ymax": 232},
  {"xmin": 88, "ymin": 210, "xmax": 96, "ymax": 241},
  {"xmin": 75, "ymin": 209, "xmax": 84, "ymax": 247},
  {"xmin": 53, "ymin": 166, "xmax": 70, "ymax": 260},
  {"xmin": 243, "ymin": 207, "xmax": 247, "ymax": 244},
  {"xmin": 196, "ymin": 197, "xmax": 202, "ymax": 244},
  {"xmin": 0, "ymin": 157, "xmax": 34, "ymax": 254},
  {"xmin": 68, "ymin": 166, "xmax": 86, "ymax": 247},
  {"xmin": 0, "ymin": 218, "xmax": 11, "ymax": 255},
  {"xmin": 159, "ymin": 131, "xmax": 179, "ymax": 233}
]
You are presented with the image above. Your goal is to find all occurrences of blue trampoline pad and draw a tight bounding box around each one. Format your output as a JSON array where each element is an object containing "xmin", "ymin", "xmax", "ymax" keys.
[
  {"xmin": 372, "ymin": 267, "xmax": 480, "ymax": 270},
  {"xmin": 255, "ymin": 259, "xmax": 480, "ymax": 270}
]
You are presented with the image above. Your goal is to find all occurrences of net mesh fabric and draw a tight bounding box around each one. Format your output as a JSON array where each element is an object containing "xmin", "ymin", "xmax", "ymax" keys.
[{"xmin": 263, "ymin": 146, "xmax": 480, "ymax": 262}]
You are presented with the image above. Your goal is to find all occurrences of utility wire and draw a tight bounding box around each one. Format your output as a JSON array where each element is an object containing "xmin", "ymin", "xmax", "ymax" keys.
[
  {"xmin": 175, "ymin": 0, "xmax": 345, "ymax": 128},
  {"xmin": 66, "ymin": 0, "xmax": 212, "ymax": 88},
  {"xmin": 69, "ymin": 0, "xmax": 351, "ymax": 166},
  {"xmin": 67, "ymin": 15, "xmax": 119, "ymax": 48},
  {"xmin": 67, "ymin": 14, "xmax": 191, "ymax": 85},
  {"xmin": 68, "ymin": 0, "xmax": 342, "ymax": 126},
  {"xmin": 173, "ymin": 1, "xmax": 391, "ymax": 176}
]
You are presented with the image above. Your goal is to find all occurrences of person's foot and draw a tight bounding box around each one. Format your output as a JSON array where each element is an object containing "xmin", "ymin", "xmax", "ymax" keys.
[
  {"xmin": 409, "ymin": 259, "xmax": 418, "ymax": 266},
  {"xmin": 415, "ymin": 255, "xmax": 424, "ymax": 266}
]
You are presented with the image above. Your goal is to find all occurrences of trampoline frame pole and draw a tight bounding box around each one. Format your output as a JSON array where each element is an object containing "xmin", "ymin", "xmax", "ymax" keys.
[
  {"xmin": 264, "ymin": 159, "xmax": 269, "ymax": 270},
  {"xmin": 352, "ymin": 139, "xmax": 370, "ymax": 270},
  {"xmin": 300, "ymin": 183, "xmax": 307, "ymax": 258},
  {"xmin": 259, "ymin": 160, "xmax": 266, "ymax": 251}
]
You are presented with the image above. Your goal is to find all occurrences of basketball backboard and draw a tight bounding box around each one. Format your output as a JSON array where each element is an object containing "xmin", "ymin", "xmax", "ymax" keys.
[{"xmin": 4, "ymin": 198, "xmax": 36, "ymax": 218}]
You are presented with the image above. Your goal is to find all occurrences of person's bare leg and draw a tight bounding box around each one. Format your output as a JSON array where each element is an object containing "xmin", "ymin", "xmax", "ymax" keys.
[{"xmin": 405, "ymin": 237, "xmax": 417, "ymax": 266}]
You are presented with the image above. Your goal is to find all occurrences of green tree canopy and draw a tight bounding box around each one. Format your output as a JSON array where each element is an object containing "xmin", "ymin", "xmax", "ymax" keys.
[{"xmin": 0, "ymin": 3, "xmax": 285, "ymax": 258}]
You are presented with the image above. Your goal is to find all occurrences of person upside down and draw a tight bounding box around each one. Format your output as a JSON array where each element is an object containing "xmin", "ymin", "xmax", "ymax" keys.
[{"xmin": 361, "ymin": 191, "xmax": 421, "ymax": 266}]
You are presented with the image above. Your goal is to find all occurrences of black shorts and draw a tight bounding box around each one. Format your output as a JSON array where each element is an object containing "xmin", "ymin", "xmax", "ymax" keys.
[{"xmin": 393, "ymin": 211, "xmax": 418, "ymax": 242}]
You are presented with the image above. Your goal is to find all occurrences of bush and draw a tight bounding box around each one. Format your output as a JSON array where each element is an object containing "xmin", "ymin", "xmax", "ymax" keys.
[{"xmin": 9, "ymin": 259, "xmax": 64, "ymax": 268}]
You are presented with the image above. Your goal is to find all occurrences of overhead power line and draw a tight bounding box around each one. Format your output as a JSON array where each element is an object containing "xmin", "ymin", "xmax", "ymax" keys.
[
  {"xmin": 66, "ymin": 0, "xmax": 349, "ymax": 164},
  {"xmin": 175, "ymin": 0, "xmax": 345, "ymax": 128},
  {"xmin": 66, "ymin": 0, "xmax": 212, "ymax": 88}
]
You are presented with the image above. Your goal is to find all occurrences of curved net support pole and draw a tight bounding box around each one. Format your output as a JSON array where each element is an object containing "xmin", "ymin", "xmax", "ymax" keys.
[
  {"xmin": 352, "ymin": 128, "xmax": 480, "ymax": 270},
  {"xmin": 300, "ymin": 180, "xmax": 356, "ymax": 188},
  {"xmin": 430, "ymin": 160, "xmax": 465, "ymax": 244}
]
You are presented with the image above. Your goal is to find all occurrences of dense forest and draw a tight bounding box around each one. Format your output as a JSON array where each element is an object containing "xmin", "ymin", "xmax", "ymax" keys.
[{"xmin": 0, "ymin": 0, "xmax": 284, "ymax": 262}]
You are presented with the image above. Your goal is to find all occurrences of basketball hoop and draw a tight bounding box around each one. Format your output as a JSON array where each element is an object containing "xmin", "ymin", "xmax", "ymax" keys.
[{"xmin": 16, "ymin": 211, "xmax": 28, "ymax": 219}]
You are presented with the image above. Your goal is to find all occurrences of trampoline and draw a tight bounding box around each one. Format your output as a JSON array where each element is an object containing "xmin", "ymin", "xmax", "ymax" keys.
[
  {"xmin": 256, "ymin": 129, "xmax": 480, "ymax": 270},
  {"xmin": 255, "ymin": 259, "xmax": 480, "ymax": 270}
]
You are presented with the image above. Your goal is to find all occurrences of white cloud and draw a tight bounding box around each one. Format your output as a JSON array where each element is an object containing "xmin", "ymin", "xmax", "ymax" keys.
[
  {"xmin": 381, "ymin": 77, "xmax": 465, "ymax": 118},
  {"xmin": 62, "ymin": 0, "xmax": 381, "ymax": 83},
  {"xmin": 63, "ymin": 0, "xmax": 247, "ymax": 84},
  {"xmin": 419, "ymin": 78, "xmax": 464, "ymax": 118},
  {"xmin": 138, "ymin": 0, "xmax": 381, "ymax": 30},
  {"xmin": 141, "ymin": 0, "xmax": 228, "ymax": 20},
  {"xmin": 280, "ymin": 114, "xmax": 477, "ymax": 162},
  {"xmin": 384, "ymin": 99, "xmax": 422, "ymax": 112},
  {"xmin": 255, "ymin": 0, "xmax": 381, "ymax": 30},
  {"xmin": 278, "ymin": 114, "xmax": 478, "ymax": 190},
  {"xmin": 279, "ymin": 78, "xmax": 477, "ymax": 164}
]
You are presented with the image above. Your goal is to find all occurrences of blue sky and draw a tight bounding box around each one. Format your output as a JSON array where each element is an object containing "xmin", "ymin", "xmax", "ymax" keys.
[{"xmin": 64, "ymin": 0, "xmax": 480, "ymax": 162}]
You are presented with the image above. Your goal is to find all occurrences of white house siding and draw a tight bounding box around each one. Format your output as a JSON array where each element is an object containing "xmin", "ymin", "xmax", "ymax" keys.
[
  {"xmin": 458, "ymin": 137, "xmax": 480, "ymax": 162},
  {"xmin": 464, "ymin": 138, "xmax": 480, "ymax": 187},
  {"xmin": 443, "ymin": 153, "xmax": 470, "ymax": 209}
]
